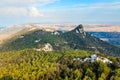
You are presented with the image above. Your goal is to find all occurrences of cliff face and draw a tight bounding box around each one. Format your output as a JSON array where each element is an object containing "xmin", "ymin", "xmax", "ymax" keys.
[
  {"xmin": 75, "ymin": 24, "xmax": 84, "ymax": 33},
  {"xmin": 74, "ymin": 24, "xmax": 86, "ymax": 38}
]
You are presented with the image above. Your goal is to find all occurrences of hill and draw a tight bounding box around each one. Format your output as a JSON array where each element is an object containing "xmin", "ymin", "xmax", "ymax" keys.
[
  {"xmin": 0, "ymin": 49, "xmax": 119, "ymax": 80},
  {"xmin": 0, "ymin": 24, "xmax": 120, "ymax": 56}
]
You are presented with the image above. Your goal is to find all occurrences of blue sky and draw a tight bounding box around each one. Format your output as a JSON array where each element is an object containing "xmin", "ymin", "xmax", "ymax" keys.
[{"xmin": 0, "ymin": 0, "xmax": 120, "ymax": 26}]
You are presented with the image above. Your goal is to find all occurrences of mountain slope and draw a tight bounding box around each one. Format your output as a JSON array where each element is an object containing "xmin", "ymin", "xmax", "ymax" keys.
[
  {"xmin": 62, "ymin": 25, "xmax": 120, "ymax": 56},
  {"xmin": 0, "ymin": 24, "xmax": 120, "ymax": 56},
  {"xmin": 0, "ymin": 29, "xmax": 68, "ymax": 51},
  {"xmin": 0, "ymin": 25, "xmax": 38, "ymax": 45}
]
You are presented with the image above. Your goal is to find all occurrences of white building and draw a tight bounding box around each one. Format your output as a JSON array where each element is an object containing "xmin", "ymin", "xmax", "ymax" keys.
[
  {"xmin": 91, "ymin": 54, "xmax": 97, "ymax": 63},
  {"xmin": 52, "ymin": 31, "xmax": 60, "ymax": 35},
  {"xmin": 73, "ymin": 54, "xmax": 112, "ymax": 65}
]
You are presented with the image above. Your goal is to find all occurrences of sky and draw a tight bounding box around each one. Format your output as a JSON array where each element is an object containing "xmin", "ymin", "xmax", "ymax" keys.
[{"xmin": 0, "ymin": 0, "xmax": 120, "ymax": 26}]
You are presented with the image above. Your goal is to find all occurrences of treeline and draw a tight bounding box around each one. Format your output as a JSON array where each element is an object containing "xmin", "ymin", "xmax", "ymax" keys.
[{"xmin": 0, "ymin": 49, "xmax": 119, "ymax": 80}]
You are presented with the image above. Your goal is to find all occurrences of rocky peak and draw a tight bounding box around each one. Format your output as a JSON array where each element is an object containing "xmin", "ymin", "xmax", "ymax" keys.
[
  {"xmin": 74, "ymin": 24, "xmax": 86, "ymax": 38},
  {"xmin": 75, "ymin": 24, "xmax": 84, "ymax": 33}
]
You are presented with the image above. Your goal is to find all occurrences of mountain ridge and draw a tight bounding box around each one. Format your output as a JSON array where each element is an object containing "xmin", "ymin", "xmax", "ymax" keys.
[{"xmin": 0, "ymin": 24, "xmax": 120, "ymax": 56}]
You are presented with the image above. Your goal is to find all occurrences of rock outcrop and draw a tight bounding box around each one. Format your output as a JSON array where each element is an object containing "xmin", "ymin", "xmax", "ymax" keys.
[
  {"xmin": 35, "ymin": 43, "xmax": 53, "ymax": 52},
  {"xmin": 74, "ymin": 24, "xmax": 86, "ymax": 38}
]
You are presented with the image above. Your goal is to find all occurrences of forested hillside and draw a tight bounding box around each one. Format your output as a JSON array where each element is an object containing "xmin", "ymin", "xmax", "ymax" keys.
[{"xmin": 0, "ymin": 49, "xmax": 120, "ymax": 80}]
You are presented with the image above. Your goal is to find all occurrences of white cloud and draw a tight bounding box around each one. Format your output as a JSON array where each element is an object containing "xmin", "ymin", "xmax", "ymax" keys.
[
  {"xmin": 76, "ymin": 2, "xmax": 120, "ymax": 9},
  {"xmin": 53, "ymin": 2, "xmax": 120, "ymax": 10},
  {"xmin": 0, "ymin": 0, "xmax": 58, "ymax": 17},
  {"xmin": 29, "ymin": 7, "xmax": 44, "ymax": 17},
  {"xmin": 87, "ymin": 2, "xmax": 120, "ymax": 9},
  {"xmin": 0, "ymin": 0, "xmax": 120, "ymax": 25},
  {"xmin": 0, "ymin": 0, "xmax": 58, "ymax": 7},
  {"xmin": 38, "ymin": 1, "xmax": 120, "ymax": 24},
  {"xmin": 0, "ymin": 7, "xmax": 43, "ymax": 17}
]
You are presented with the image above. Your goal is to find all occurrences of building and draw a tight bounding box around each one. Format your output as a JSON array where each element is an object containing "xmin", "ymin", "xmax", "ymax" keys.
[{"xmin": 73, "ymin": 54, "xmax": 112, "ymax": 65}]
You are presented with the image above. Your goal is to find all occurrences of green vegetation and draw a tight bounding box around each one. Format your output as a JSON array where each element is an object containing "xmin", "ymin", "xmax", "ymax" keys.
[
  {"xmin": 0, "ymin": 49, "xmax": 119, "ymax": 80},
  {"xmin": 0, "ymin": 30, "xmax": 68, "ymax": 51},
  {"xmin": 62, "ymin": 29, "xmax": 120, "ymax": 55}
]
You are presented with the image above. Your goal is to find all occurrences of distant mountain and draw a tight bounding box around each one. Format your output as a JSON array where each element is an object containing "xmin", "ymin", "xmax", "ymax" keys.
[
  {"xmin": 0, "ymin": 24, "xmax": 120, "ymax": 56},
  {"xmin": 88, "ymin": 32, "xmax": 120, "ymax": 47},
  {"xmin": 84, "ymin": 24, "xmax": 120, "ymax": 32}
]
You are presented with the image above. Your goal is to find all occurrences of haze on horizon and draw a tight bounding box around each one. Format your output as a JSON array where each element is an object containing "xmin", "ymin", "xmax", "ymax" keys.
[{"xmin": 0, "ymin": 0, "xmax": 120, "ymax": 26}]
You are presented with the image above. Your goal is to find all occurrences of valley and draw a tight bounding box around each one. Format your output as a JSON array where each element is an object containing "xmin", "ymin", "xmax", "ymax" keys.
[{"xmin": 88, "ymin": 32, "xmax": 120, "ymax": 47}]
